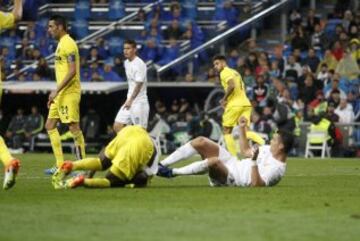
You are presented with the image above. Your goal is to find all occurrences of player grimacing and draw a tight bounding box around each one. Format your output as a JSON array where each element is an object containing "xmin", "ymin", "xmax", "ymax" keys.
[
  {"xmin": 45, "ymin": 15, "xmax": 86, "ymax": 174},
  {"xmin": 0, "ymin": 0, "xmax": 23, "ymax": 190},
  {"xmin": 213, "ymin": 55, "xmax": 265, "ymax": 157}
]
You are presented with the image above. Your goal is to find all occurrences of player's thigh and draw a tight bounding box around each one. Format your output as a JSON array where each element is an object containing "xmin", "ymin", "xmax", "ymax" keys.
[
  {"xmin": 58, "ymin": 94, "xmax": 80, "ymax": 124},
  {"xmin": 130, "ymin": 102, "xmax": 149, "ymax": 128},
  {"xmin": 222, "ymin": 107, "xmax": 242, "ymax": 128},
  {"xmin": 238, "ymin": 106, "xmax": 252, "ymax": 126},
  {"xmin": 114, "ymin": 106, "xmax": 131, "ymax": 125},
  {"xmin": 191, "ymin": 136, "xmax": 220, "ymax": 159}
]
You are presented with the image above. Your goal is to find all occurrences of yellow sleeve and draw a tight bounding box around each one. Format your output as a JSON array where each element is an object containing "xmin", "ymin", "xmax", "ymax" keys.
[
  {"xmin": 0, "ymin": 11, "xmax": 15, "ymax": 30},
  {"xmin": 220, "ymin": 69, "xmax": 234, "ymax": 84},
  {"xmin": 63, "ymin": 39, "xmax": 77, "ymax": 62}
]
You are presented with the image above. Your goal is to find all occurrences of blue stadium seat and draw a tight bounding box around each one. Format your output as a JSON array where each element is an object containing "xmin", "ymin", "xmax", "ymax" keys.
[
  {"xmin": 74, "ymin": 1, "xmax": 91, "ymax": 20},
  {"xmin": 109, "ymin": 0, "xmax": 125, "ymax": 21},
  {"xmin": 108, "ymin": 37, "xmax": 124, "ymax": 56},
  {"xmin": 72, "ymin": 19, "xmax": 89, "ymax": 39},
  {"xmin": 182, "ymin": 0, "xmax": 198, "ymax": 20}
]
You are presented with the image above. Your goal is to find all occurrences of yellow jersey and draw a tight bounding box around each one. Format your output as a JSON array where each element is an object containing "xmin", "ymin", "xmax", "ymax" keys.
[
  {"xmin": 0, "ymin": 11, "xmax": 15, "ymax": 30},
  {"xmin": 220, "ymin": 66, "xmax": 251, "ymax": 108},
  {"xmin": 54, "ymin": 34, "xmax": 81, "ymax": 96}
]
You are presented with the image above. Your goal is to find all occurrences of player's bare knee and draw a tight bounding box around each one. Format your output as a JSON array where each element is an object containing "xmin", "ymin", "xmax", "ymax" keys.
[
  {"xmin": 191, "ymin": 136, "xmax": 207, "ymax": 149},
  {"xmin": 207, "ymin": 157, "xmax": 221, "ymax": 168},
  {"xmin": 68, "ymin": 123, "xmax": 80, "ymax": 133},
  {"xmin": 223, "ymin": 127, "xmax": 232, "ymax": 134}
]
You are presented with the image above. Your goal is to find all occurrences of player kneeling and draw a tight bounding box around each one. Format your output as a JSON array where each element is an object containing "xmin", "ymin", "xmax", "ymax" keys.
[
  {"xmin": 52, "ymin": 125, "xmax": 160, "ymax": 189},
  {"xmin": 158, "ymin": 117, "xmax": 294, "ymax": 187}
]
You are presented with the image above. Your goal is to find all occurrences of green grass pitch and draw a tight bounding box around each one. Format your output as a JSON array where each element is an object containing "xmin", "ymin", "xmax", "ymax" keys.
[{"xmin": 0, "ymin": 153, "xmax": 359, "ymax": 241}]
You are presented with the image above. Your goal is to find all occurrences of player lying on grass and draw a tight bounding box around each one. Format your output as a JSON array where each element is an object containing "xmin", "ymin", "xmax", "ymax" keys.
[
  {"xmin": 52, "ymin": 125, "xmax": 160, "ymax": 189},
  {"xmin": 157, "ymin": 117, "xmax": 294, "ymax": 187}
]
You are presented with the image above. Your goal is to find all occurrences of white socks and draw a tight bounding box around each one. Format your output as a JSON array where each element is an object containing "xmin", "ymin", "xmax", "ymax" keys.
[
  {"xmin": 160, "ymin": 142, "xmax": 198, "ymax": 166},
  {"xmin": 173, "ymin": 160, "xmax": 209, "ymax": 176}
]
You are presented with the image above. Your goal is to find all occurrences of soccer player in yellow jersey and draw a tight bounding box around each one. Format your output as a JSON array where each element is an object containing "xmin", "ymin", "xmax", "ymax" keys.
[
  {"xmin": 0, "ymin": 0, "xmax": 23, "ymax": 190},
  {"xmin": 45, "ymin": 15, "xmax": 86, "ymax": 174},
  {"xmin": 52, "ymin": 125, "xmax": 160, "ymax": 189},
  {"xmin": 213, "ymin": 55, "xmax": 265, "ymax": 156}
]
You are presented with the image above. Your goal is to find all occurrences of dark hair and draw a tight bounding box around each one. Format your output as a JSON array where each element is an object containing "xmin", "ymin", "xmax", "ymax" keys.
[
  {"xmin": 124, "ymin": 39, "xmax": 137, "ymax": 48},
  {"xmin": 212, "ymin": 55, "xmax": 227, "ymax": 62},
  {"xmin": 49, "ymin": 15, "xmax": 67, "ymax": 31},
  {"xmin": 277, "ymin": 130, "xmax": 294, "ymax": 154}
]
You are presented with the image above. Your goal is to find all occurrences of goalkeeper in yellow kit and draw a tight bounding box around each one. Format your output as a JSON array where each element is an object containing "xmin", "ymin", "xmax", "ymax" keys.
[
  {"xmin": 44, "ymin": 15, "xmax": 86, "ymax": 174},
  {"xmin": 0, "ymin": 0, "xmax": 22, "ymax": 190},
  {"xmin": 213, "ymin": 55, "xmax": 265, "ymax": 156}
]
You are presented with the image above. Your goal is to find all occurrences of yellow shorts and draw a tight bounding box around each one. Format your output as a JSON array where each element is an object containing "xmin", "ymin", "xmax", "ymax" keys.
[
  {"xmin": 105, "ymin": 125, "xmax": 154, "ymax": 180},
  {"xmin": 222, "ymin": 106, "xmax": 252, "ymax": 127},
  {"xmin": 0, "ymin": 11, "xmax": 15, "ymax": 29},
  {"xmin": 48, "ymin": 93, "xmax": 80, "ymax": 123}
]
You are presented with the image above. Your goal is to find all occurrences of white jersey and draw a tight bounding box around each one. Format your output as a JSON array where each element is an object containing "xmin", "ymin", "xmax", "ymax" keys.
[
  {"xmin": 124, "ymin": 56, "xmax": 148, "ymax": 104},
  {"xmin": 214, "ymin": 145, "xmax": 286, "ymax": 187}
]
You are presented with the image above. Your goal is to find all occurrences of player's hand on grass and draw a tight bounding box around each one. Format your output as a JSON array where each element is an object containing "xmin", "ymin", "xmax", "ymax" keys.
[
  {"xmin": 123, "ymin": 99, "xmax": 133, "ymax": 110},
  {"xmin": 238, "ymin": 116, "xmax": 248, "ymax": 128},
  {"xmin": 47, "ymin": 90, "xmax": 57, "ymax": 108}
]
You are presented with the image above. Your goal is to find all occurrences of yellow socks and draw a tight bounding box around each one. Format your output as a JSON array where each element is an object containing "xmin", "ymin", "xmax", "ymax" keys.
[
  {"xmin": 72, "ymin": 130, "xmax": 86, "ymax": 160},
  {"xmin": 224, "ymin": 133, "xmax": 237, "ymax": 156},
  {"xmin": 47, "ymin": 128, "xmax": 64, "ymax": 167},
  {"xmin": 83, "ymin": 178, "xmax": 111, "ymax": 188},
  {"xmin": 72, "ymin": 157, "xmax": 103, "ymax": 171},
  {"xmin": 0, "ymin": 136, "xmax": 12, "ymax": 166},
  {"xmin": 246, "ymin": 131, "xmax": 265, "ymax": 145}
]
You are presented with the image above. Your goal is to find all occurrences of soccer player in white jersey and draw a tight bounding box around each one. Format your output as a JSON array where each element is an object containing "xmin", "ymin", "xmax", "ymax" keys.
[
  {"xmin": 157, "ymin": 116, "xmax": 294, "ymax": 187},
  {"xmin": 113, "ymin": 39, "xmax": 149, "ymax": 132}
]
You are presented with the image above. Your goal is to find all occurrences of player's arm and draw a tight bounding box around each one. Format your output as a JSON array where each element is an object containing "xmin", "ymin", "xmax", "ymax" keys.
[
  {"xmin": 12, "ymin": 0, "xmax": 23, "ymax": 21},
  {"xmin": 220, "ymin": 78, "xmax": 235, "ymax": 107},
  {"xmin": 250, "ymin": 165, "xmax": 266, "ymax": 187},
  {"xmin": 123, "ymin": 82, "xmax": 143, "ymax": 109},
  {"xmin": 238, "ymin": 116, "xmax": 253, "ymax": 158},
  {"xmin": 47, "ymin": 53, "xmax": 77, "ymax": 107}
]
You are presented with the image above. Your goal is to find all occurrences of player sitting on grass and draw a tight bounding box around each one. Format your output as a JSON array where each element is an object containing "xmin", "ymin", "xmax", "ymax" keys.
[
  {"xmin": 157, "ymin": 117, "xmax": 294, "ymax": 187},
  {"xmin": 52, "ymin": 125, "xmax": 160, "ymax": 189}
]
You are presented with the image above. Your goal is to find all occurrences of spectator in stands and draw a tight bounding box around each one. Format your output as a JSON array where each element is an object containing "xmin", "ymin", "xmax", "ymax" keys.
[
  {"xmin": 318, "ymin": 49, "xmax": 338, "ymax": 72},
  {"xmin": 24, "ymin": 106, "xmax": 44, "ymax": 152},
  {"xmin": 164, "ymin": 19, "xmax": 183, "ymax": 40},
  {"xmin": 325, "ymin": 102, "xmax": 340, "ymax": 123},
  {"xmin": 342, "ymin": 10, "xmax": 353, "ymax": 31},
  {"xmin": 305, "ymin": 9, "xmax": 320, "ymax": 34},
  {"xmin": 136, "ymin": 9, "xmax": 146, "ymax": 22},
  {"xmin": 327, "ymin": 89, "xmax": 342, "ymax": 108},
  {"xmin": 141, "ymin": 38, "xmax": 159, "ymax": 62},
  {"xmin": 335, "ymin": 98, "xmax": 355, "ymax": 124},
  {"xmin": 332, "ymin": 40, "xmax": 344, "ymax": 61},
  {"xmin": 185, "ymin": 111, "xmax": 201, "ymax": 139},
  {"xmin": 317, "ymin": 63, "xmax": 331, "ymax": 86},
  {"xmin": 113, "ymin": 56, "xmax": 126, "ymax": 80},
  {"xmin": 199, "ymin": 114, "xmax": 222, "ymax": 142},
  {"xmin": 303, "ymin": 48, "xmax": 320, "ymax": 73},
  {"xmin": 87, "ymin": 47, "xmax": 104, "ymax": 63},
  {"xmin": 349, "ymin": 39, "xmax": 360, "ymax": 64},
  {"xmin": 309, "ymin": 90, "xmax": 328, "ymax": 115},
  {"xmin": 81, "ymin": 108, "xmax": 100, "ymax": 142},
  {"xmin": 90, "ymin": 71, "xmax": 104, "ymax": 82},
  {"xmin": 335, "ymin": 49, "xmax": 360, "ymax": 80},
  {"xmin": 349, "ymin": 25, "xmax": 359, "ymax": 40},
  {"xmin": 263, "ymin": 98, "xmax": 295, "ymax": 132},
  {"xmin": 5, "ymin": 108, "xmax": 26, "ymax": 150},
  {"xmin": 245, "ymin": 52, "xmax": 258, "ymax": 74},
  {"xmin": 252, "ymin": 75, "xmax": 269, "ymax": 107},
  {"xmin": 311, "ymin": 23, "xmax": 329, "ymax": 50},
  {"xmin": 292, "ymin": 48, "xmax": 303, "ymax": 63},
  {"xmin": 156, "ymin": 38, "xmax": 180, "ymax": 77},
  {"xmin": 236, "ymin": 57, "xmax": 246, "ymax": 76},
  {"xmin": 35, "ymin": 57, "xmax": 52, "ymax": 80},
  {"xmin": 289, "ymin": 9, "xmax": 302, "ymax": 31},
  {"xmin": 200, "ymin": 67, "xmax": 217, "ymax": 83},
  {"xmin": 325, "ymin": 76, "xmax": 347, "ymax": 99},
  {"xmin": 167, "ymin": 2, "xmax": 185, "ymax": 22},
  {"xmin": 250, "ymin": 111, "xmax": 271, "ymax": 137},
  {"xmin": 273, "ymin": 45, "xmax": 285, "ymax": 73},
  {"xmin": 290, "ymin": 27, "xmax": 309, "ymax": 51},
  {"xmin": 227, "ymin": 49, "xmax": 239, "ymax": 69},
  {"xmin": 95, "ymin": 38, "xmax": 108, "ymax": 59},
  {"xmin": 102, "ymin": 61, "xmax": 123, "ymax": 82},
  {"xmin": 213, "ymin": 0, "xmax": 239, "ymax": 28},
  {"xmin": 298, "ymin": 74, "xmax": 318, "ymax": 105},
  {"xmin": 284, "ymin": 54, "xmax": 302, "ymax": 80}
]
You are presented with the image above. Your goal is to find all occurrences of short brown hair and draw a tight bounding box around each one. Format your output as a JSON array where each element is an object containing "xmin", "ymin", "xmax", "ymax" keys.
[{"xmin": 124, "ymin": 39, "xmax": 137, "ymax": 48}]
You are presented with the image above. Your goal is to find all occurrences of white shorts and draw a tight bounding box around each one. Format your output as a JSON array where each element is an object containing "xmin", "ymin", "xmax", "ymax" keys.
[
  {"xmin": 208, "ymin": 145, "xmax": 252, "ymax": 187},
  {"xmin": 114, "ymin": 101, "xmax": 149, "ymax": 128}
]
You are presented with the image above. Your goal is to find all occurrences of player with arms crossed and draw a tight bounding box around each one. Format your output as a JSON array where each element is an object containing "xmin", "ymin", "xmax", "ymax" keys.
[
  {"xmin": 45, "ymin": 15, "xmax": 86, "ymax": 174},
  {"xmin": 113, "ymin": 39, "xmax": 149, "ymax": 132},
  {"xmin": 158, "ymin": 116, "xmax": 294, "ymax": 187},
  {"xmin": 213, "ymin": 55, "xmax": 265, "ymax": 156},
  {"xmin": 0, "ymin": 0, "xmax": 23, "ymax": 190},
  {"xmin": 52, "ymin": 125, "xmax": 160, "ymax": 189}
]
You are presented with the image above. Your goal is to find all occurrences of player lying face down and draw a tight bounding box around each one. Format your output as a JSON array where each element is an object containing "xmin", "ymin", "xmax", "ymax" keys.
[
  {"xmin": 52, "ymin": 125, "xmax": 160, "ymax": 189},
  {"xmin": 158, "ymin": 117, "xmax": 294, "ymax": 187}
]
